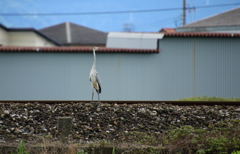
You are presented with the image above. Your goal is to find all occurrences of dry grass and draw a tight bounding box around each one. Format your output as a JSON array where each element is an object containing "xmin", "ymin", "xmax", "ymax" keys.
[
  {"xmin": 2, "ymin": 119, "xmax": 240, "ymax": 154},
  {"xmin": 178, "ymin": 96, "xmax": 240, "ymax": 101}
]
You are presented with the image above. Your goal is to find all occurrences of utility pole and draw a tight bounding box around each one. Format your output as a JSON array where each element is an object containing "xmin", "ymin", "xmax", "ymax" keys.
[
  {"xmin": 123, "ymin": 23, "xmax": 134, "ymax": 32},
  {"xmin": 182, "ymin": 0, "xmax": 186, "ymax": 25}
]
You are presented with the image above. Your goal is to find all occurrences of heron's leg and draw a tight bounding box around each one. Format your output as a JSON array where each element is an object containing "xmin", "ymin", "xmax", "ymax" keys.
[
  {"xmin": 91, "ymin": 88, "xmax": 94, "ymax": 103},
  {"xmin": 98, "ymin": 93, "xmax": 100, "ymax": 103}
]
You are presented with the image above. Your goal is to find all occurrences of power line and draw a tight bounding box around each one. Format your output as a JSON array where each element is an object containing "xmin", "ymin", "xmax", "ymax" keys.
[
  {"xmin": 1, "ymin": 2, "xmax": 240, "ymax": 16},
  {"xmin": 136, "ymin": 16, "xmax": 179, "ymax": 29}
]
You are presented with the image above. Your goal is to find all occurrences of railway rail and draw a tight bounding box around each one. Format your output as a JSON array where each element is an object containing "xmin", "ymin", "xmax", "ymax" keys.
[{"xmin": 0, "ymin": 100, "xmax": 240, "ymax": 105}]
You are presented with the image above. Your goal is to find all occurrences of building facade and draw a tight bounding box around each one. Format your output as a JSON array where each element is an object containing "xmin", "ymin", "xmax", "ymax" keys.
[{"xmin": 0, "ymin": 24, "xmax": 59, "ymax": 47}]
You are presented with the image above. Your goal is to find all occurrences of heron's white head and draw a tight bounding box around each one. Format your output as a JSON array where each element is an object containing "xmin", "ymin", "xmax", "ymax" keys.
[{"xmin": 93, "ymin": 47, "xmax": 99, "ymax": 50}]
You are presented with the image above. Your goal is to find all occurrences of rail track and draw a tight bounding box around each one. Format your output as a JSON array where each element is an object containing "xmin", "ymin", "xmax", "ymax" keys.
[{"xmin": 0, "ymin": 100, "xmax": 240, "ymax": 105}]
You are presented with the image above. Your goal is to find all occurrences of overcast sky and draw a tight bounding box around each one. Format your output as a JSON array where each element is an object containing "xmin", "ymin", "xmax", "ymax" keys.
[{"xmin": 0, "ymin": 0, "xmax": 240, "ymax": 32}]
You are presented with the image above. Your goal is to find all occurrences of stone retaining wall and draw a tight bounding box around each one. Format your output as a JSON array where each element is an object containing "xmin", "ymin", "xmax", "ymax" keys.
[{"xmin": 0, "ymin": 102, "xmax": 240, "ymax": 143}]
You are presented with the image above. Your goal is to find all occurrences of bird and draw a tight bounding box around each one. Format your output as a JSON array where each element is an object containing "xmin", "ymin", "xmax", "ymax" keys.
[{"xmin": 89, "ymin": 47, "xmax": 102, "ymax": 103}]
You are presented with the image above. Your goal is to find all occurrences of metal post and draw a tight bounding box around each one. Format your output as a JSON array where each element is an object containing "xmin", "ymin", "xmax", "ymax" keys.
[
  {"xmin": 57, "ymin": 117, "xmax": 72, "ymax": 144},
  {"xmin": 182, "ymin": 0, "xmax": 186, "ymax": 25}
]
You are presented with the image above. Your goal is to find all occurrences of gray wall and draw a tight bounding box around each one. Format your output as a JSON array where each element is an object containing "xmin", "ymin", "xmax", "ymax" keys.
[
  {"xmin": 0, "ymin": 37, "xmax": 240, "ymax": 100},
  {"xmin": 0, "ymin": 52, "xmax": 161, "ymax": 100},
  {"xmin": 159, "ymin": 37, "xmax": 240, "ymax": 99}
]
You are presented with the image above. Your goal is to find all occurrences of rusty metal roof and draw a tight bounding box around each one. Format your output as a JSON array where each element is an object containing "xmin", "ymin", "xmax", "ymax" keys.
[
  {"xmin": 0, "ymin": 46, "xmax": 159, "ymax": 53},
  {"xmin": 159, "ymin": 28, "xmax": 175, "ymax": 33},
  {"xmin": 164, "ymin": 32, "xmax": 240, "ymax": 37}
]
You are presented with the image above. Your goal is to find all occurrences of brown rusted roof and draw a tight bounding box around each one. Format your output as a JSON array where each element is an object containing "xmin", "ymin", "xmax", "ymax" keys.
[
  {"xmin": 159, "ymin": 28, "xmax": 175, "ymax": 33},
  {"xmin": 0, "ymin": 46, "xmax": 159, "ymax": 53},
  {"xmin": 164, "ymin": 32, "xmax": 240, "ymax": 37}
]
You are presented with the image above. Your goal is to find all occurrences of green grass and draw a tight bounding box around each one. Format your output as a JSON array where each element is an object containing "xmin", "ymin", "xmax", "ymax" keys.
[
  {"xmin": 165, "ymin": 120, "xmax": 240, "ymax": 154},
  {"xmin": 178, "ymin": 96, "xmax": 240, "ymax": 101},
  {"xmin": 11, "ymin": 140, "xmax": 29, "ymax": 154}
]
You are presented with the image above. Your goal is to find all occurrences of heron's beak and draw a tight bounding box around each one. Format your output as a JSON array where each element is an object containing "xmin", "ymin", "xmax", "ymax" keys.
[{"xmin": 94, "ymin": 47, "xmax": 99, "ymax": 50}]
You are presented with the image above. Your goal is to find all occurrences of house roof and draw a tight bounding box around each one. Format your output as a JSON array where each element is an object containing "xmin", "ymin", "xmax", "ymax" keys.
[
  {"xmin": 0, "ymin": 24, "xmax": 60, "ymax": 46},
  {"xmin": 39, "ymin": 22, "xmax": 107, "ymax": 46},
  {"xmin": 179, "ymin": 7, "xmax": 240, "ymax": 28},
  {"xmin": 162, "ymin": 31, "xmax": 240, "ymax": 37},
  {"xmin": 0, "ymin": 46, "xmax": 159, "ymax": 53},
  {"xmin": 159, "ymin": 28, "xmax": 175, "ymax": 33}
]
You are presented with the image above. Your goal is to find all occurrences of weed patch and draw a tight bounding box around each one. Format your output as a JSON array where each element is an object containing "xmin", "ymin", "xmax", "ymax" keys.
[
  {"xmin": 165, "ymin": 120, "xmax": 240, "ymax": 153},
  {"xmin": 11, "ymin": 140, "xmax": 29, "ymax": 154}
]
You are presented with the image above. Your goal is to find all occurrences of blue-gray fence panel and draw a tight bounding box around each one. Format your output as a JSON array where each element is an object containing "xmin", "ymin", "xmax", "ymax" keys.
[{"xmin": 0, "ymin": 37, "xmax": 240, "ymax": 100}]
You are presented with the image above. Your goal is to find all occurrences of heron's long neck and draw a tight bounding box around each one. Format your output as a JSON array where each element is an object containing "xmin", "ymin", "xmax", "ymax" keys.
[{"xmin": 92, "ymin": 49, "xmax": 96, "ymax": 69}]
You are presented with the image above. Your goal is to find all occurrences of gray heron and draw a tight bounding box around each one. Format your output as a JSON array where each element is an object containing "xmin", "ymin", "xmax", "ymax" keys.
[{"xmin": 89, "ymin": 47, "xmax": 102, "ymax": 103}]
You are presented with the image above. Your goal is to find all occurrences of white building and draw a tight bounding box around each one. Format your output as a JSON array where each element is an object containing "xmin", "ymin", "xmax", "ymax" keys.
[
  {"xmin": 107, "ymin": 32, "xmax": 163, "ymax": 49},
  {"xmin": 0, "ymin": 24, "xmax": 59, "ymax": 47}
]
